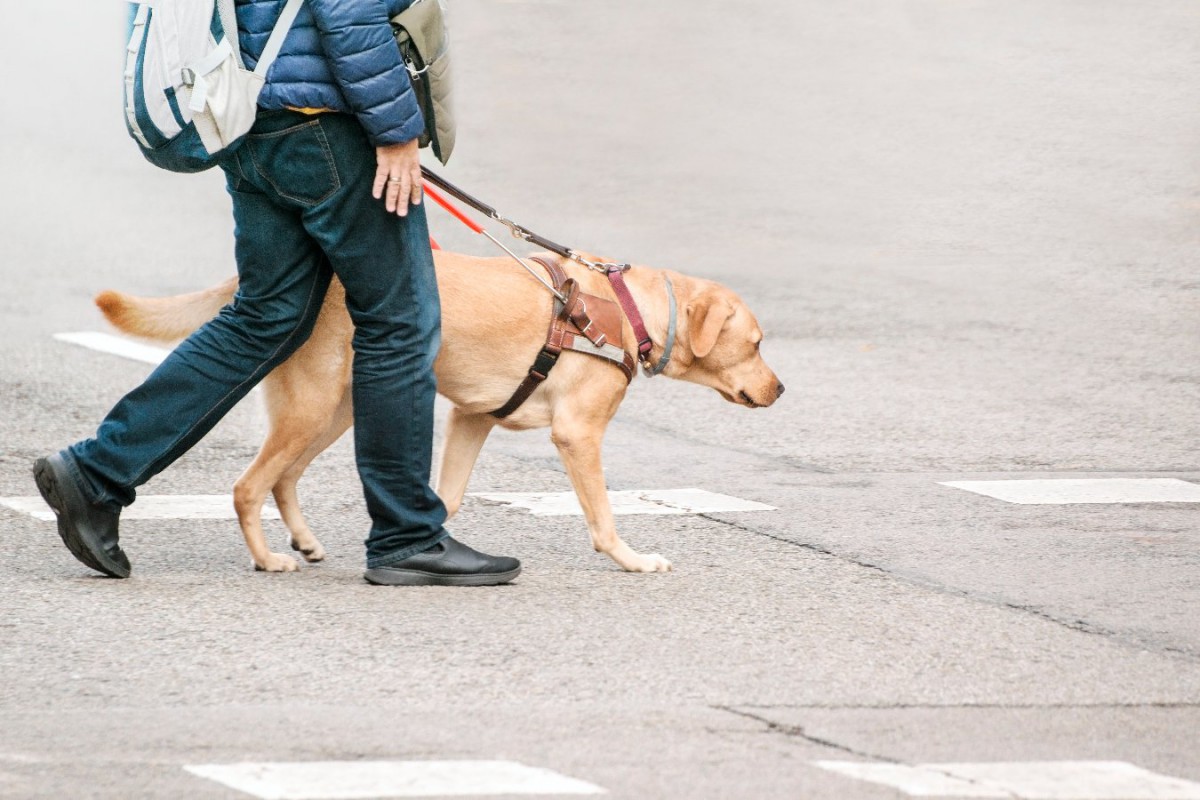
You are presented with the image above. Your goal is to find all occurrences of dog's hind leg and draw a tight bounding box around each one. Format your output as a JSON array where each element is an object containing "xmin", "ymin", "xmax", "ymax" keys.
[
  {"xmin": 272, "ymin": 390, "xmax": 353, "ymax": 563},
  {"xmin": 435, "ymin": 407, "xmax": 496, "ymax": 518},
  {"xmin": 234, "ymin": 371, "xmax": 344, "ymax": 573},
  {"xmin": 235, "ymin": 434, "xmax": 318, "ymax": 573},
  {"xmin": 550, "ymin": 407, "xmax": 673, "ymax": 573}
]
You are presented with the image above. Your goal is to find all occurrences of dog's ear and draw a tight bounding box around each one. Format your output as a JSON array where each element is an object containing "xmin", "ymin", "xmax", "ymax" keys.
[{"xmin": 687, "ymin": 293, "xmax": 734, "ymax": 359}]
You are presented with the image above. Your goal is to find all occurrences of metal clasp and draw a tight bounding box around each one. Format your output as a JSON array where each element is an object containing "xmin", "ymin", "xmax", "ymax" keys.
[
  {"xmin": 567, "ymin": 251, "xmax": 630, "ymax": 273},
  {"xmin": 495, "ymin": 215, "xmax": 531, "ymax": 241}
]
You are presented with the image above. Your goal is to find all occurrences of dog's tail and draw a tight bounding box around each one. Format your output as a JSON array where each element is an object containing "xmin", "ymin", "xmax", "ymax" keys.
[{"xmin": 95, "ymin": 277, "xmax": 239, "ymax": 342}]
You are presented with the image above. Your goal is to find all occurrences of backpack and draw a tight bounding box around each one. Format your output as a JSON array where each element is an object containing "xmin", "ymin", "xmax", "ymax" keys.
[
  {"xmin": 123, "ymin": 0, "xmax": 304, "ymax": 173},
  {"xmin": 391, "ymin": 0, "xmax": 454, "ymax": 164}
]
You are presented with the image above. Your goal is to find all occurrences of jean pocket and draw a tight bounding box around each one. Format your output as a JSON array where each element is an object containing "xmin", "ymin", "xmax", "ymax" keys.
[{"xmin": 246, "ymin": 119, "xmax": 341, "ymax": 208}]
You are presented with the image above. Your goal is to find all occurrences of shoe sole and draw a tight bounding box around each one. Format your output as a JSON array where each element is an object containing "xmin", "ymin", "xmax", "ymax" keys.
[
  {"xmin": 363, "ymin": 565, "xmax": 522, "ymax": 587},
  {"xmin": 33, "ymin": 458, "xmax": 130, "ymax": 579}
]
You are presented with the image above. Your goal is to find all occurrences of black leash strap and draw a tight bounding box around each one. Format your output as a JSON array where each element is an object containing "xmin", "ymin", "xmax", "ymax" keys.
[{"xmin": 420, "ymin": 167, "xmax": 575, "ymax": 259}]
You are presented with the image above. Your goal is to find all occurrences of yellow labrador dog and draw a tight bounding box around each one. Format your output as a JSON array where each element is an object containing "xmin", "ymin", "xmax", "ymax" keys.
[{"xmin": 96, "ymin": 251, "xmax": 783, "ymax": 573}]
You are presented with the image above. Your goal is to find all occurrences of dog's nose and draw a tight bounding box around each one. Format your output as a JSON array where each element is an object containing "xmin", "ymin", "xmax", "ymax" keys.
[{"xmin": 776, "ymin": 383, "xmax": 786, "ymax": 397}]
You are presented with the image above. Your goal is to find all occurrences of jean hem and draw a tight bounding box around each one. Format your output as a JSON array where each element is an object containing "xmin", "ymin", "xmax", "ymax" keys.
[
  {"xmin": 365, "ymin": 528, "xmax": 450, "ymax": 569},
  {"xmin": 59, "ymin": 448, "xmax": 122, "ymax": 512}
]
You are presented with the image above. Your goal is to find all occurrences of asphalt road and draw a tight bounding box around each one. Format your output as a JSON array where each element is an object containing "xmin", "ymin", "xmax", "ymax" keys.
[{"xmin": 1, "ymin": 1, "xmax": 1198, "ymax": 798}]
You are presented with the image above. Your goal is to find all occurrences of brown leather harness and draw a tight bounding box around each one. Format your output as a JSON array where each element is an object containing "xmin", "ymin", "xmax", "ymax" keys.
[{"xmin": 491, "ymin": 256, "xmax": 636, "ymax": 418}]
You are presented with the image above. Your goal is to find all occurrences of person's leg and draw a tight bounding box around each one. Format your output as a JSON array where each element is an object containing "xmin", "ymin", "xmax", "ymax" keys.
[
  {"xmin": 37, "ymin": 151, "xmax": 331, "ymax": 576},
  {"xmin": 294, "ymin": 114, "xmax": 449, "ymax": 567},
  {"xmin": 65, "ymin": 175, "xmax": 332, "ymax": 509}
]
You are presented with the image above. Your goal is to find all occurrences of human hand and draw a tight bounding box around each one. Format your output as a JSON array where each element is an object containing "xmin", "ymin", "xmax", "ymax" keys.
[{"xmin": 372, "ymin": 138, "xmax": 422, "ymax": 216}]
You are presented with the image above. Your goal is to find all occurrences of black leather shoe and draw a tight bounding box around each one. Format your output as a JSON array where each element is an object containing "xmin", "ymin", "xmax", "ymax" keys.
[
  {"xmin": 364, "ymin": 536, "xmax": 520, "ymax": 586},
  {"xmin": 32, "ymin": 453, "xmax": 130, "ymax": 579}
]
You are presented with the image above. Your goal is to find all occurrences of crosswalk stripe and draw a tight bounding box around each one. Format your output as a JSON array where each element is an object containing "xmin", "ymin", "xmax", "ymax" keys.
[
  {"xmin": 469, "ymin": 488, "xmax": 776, "ymax": 516},
  {"xmin": 940, "ymin": 478, "xmax": 1200, "ymax": 505},
  {"xmin": 0, "ymin": 495, "xmax": 279, "ymax": 521},
  {"xmin": 812, "ymin": 760, "xmax": 1200, "ymax": 798},
  {"xmin": 183, "ymin": 760, "xmax": 606, "ymax": 799},
  {"xmin": 54, "ymin": 331, "xmax": 170, "ymax": 365}
]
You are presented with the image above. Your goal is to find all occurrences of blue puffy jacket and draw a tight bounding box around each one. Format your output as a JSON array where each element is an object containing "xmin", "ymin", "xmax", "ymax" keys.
[{"xmin": 236, "ymin": 0, "xmax": 423, "ymax": 146}]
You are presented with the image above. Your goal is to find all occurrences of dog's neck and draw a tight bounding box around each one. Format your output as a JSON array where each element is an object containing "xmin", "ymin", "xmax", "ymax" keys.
[{"xmin": 619, "ymin": 266, "xmax": 681, "ymax": 377}]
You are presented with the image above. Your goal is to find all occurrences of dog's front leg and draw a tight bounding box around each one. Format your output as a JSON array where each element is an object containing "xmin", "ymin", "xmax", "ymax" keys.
[
  {"xmin": 435, "ymin": 408, "xmax": 496, "ymax": 518},
  {"xmin": 550, "ymin": 417, "xmax": 672, "ymax": 573}
]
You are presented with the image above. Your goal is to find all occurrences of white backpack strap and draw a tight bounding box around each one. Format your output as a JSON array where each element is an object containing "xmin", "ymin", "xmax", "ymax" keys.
[
  {"xmin": 254, "ymin": 0, "xmax": 305, "ymax": 78},
  {"xmin": 215, "ymin": 0, "xmax": 245, "ymax": 69},
  {"xmin": 186, "ymin": 38, "xmax": 235, "ymax": 113}
]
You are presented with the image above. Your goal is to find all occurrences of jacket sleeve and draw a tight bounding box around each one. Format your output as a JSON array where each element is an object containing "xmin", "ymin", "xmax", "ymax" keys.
[{"xmin": 307, "ymin": 0, "xmax": 425, "ymax": 146}]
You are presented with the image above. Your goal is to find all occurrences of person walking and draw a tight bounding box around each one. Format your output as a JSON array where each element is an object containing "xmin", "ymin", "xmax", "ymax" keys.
[{"xmin": 33, "ymin": 0, "xmax": 520, "ymax": 586}]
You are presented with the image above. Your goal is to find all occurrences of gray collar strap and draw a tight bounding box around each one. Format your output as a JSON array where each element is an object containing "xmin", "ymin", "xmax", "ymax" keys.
[{"xmin": 644, "ymin": 276, "xmax": 676, "ymax": 377}]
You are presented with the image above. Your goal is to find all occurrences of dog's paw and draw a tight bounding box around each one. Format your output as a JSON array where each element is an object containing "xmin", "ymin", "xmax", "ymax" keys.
[
  {"xmin": 628, "ymin": 553, "xmax": 673, "ymax": 573},
  {"xmin": 290, "ymin": 536, "xmax": 326, "ymax": 563},
  {"xmin": 253, "ymin": 552, "xmax": 301, "ymax": 573},
  {"xmin": 604, "ymin": 541, "xmax": 674, "ymax": 573}
]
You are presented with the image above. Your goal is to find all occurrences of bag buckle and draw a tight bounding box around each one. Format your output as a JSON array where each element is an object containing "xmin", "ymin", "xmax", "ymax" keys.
[{"xmin": 404, "ymin": 59, "xmax": 431, "ymax": 77}]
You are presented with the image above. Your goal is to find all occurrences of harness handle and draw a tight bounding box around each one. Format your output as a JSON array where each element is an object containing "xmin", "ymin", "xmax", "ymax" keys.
[
  {"xmin": 419, "ymin": 168, "xmax": 674, "ymax": 377},
  {"xmin": 421, "ymin": 179, "xmax": 567, "ymax": 302},
  {"xmin": 422, "ymin": 167, "xmax": 574, "ymax": 259}
]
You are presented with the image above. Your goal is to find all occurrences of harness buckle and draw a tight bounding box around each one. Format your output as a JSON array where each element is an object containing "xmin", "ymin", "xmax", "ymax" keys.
[
  {"xmin": 531, "ymin": 349, "xmax": 559, "ymax": 378},
  {"xmin": 580, "ymin": 321, "xmax": 605, "ymax": 348}
]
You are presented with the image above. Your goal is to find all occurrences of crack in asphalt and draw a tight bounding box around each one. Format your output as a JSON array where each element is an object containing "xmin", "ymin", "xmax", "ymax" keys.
[
  {"xmin": 713, "ymin": 705, "xmax": 896, "ymax": 761},
  {"xmin": 697, "ymin": 514, "xmax": 1200, "ymax": 665},
  {"xmin": 713, "ymin": 706, "xmax": 1023, "ymax": 799},
  {"xmin": 482, "ymin": 433, "xmax": 1200, "ymax": 664}
]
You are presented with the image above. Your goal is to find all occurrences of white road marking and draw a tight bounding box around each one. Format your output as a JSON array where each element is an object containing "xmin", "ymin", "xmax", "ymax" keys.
[
  {"xmin": 0, "ymin": 752, "xmax": 43, "ymax": 764},
  {"xmin": 183, "ymin": 760, "xmax": 605, "ymax": 799},
  {"xmin": 940, "ymin": 478, "xmax": 1200, "ymax": 505},
  {"xmin": 469, "ymin": 488, "xmax": 776, "ymax": 516},
  {"xmin": 812, "ymin": 761, "xmax": 1000, "ymax": 796},
  {"xmin": 54, "ymin": 331, "xmax": 171, "ymax": 365},
  {"xmin": 813, "ymin": 760, "xmax": 1200, "ymax": 798},
  {"xmin": 0, "ymin": 495, "xmax": 279, "ymax": 522}
]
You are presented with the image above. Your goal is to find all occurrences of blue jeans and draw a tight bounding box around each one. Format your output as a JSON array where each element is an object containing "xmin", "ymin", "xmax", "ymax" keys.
[{"xmin": 67, "ymin": 111, "xmax": 448, "ymax": 567}]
